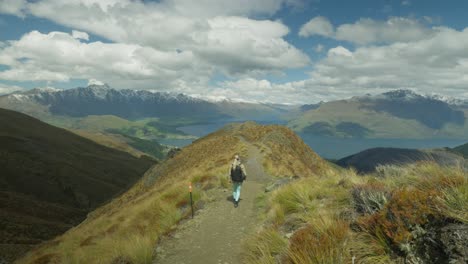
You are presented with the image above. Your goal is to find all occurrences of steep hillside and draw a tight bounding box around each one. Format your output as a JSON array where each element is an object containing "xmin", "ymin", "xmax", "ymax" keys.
[
  {"xmin": 71, "ymin": 130, "xmax": 166, "ymax": 160},
  {"xmin": 0, "ymin": 108, "xmax": 154, "ymax": 262},
  {"xmin": 289, "ymin": 89, "xmax": 468, "ymax": 139},
  {"xmin": 336, "ymin": 147, "xmax": 466, "ymax": 173},
  {"xmin": 453, "ymin": 142, "xmax": 468, "ymax": 158},
  {"xmin": 17, "ymin": 122, "xmax": 332, "ymax": 263}
]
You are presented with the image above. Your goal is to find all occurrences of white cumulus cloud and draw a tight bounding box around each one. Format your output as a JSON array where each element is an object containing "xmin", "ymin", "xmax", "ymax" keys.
[
  {"xmin": 298, "ymin": 26, "xmax": 468, "ymax": 102},
  {"xmin": 299, "ymin": 16, "xmax": 334, "ymax": 37},
  {"xmin": 300, "ymin": 16, "xmax": 437, "ymax": 45},
  {"xmin": 0, "ymin": 0, "xmax": 27, "ymax": 17},
  {"xmin": 0, "ymin": 30, "xmax": 206, "ymax": 89},
  {"xmin": 72, "ymin": 30, "xmax": 89, "ymax": 41},
  {"xmin": 0, "ymin": 0, "xmax": 310, "ymax": 91},
  {"xmin": 0, "ymin": 84, "xmax": 23, "ymax": 95},
  {"xmin": 87, "ymin": 78, "xmax": 104, "ymax": 86}
]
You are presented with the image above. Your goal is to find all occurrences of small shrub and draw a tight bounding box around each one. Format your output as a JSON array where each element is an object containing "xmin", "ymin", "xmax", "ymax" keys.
[
  {"xmin": 359, "ymin": 188, "xmax": 443, "ymax": 256},
  {"xmin": 375, "ymin": 165, "xmax": 408, "ymax": 178},
  {"xmin": 352, "ymin": 182, "xmax": 389, "ymax": 215}
]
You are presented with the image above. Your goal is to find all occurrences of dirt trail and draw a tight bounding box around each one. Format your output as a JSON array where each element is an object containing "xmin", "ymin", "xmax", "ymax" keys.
[{"xmin": 153, "ymin": 140, "xmax": 269, "ymax": 264}]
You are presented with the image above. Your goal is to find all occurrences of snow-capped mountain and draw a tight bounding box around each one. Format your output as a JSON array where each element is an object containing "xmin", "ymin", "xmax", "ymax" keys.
[
  {"xmin": 353, "ymin": 89, "xmax": 468, "ymax": 107},
  {"xmin": 289, "ymin": 89, "xmax": 468, "ymax": 139},
  {"xmin": 0, "ymin": 85, "xmax": 288, "ymax": 121},
  {"xmin": 9, "ymin": 85, "xmax": 221, "ymax": 118}
]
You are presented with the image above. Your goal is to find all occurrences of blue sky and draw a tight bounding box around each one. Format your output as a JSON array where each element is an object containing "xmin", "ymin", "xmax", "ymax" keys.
[{"xmin": 0, "ymin": 0, "xmax": 468, "ymax": 103}]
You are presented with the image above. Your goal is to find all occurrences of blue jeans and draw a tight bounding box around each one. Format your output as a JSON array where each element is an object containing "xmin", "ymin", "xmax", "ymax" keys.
[{"xmin": 232, "ymin": 182, "xmax": 242, "ymax": 202}]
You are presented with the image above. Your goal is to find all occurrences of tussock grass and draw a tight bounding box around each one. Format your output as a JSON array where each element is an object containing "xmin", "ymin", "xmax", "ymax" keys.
[
  {"xmin": 440, "ymin": 181, "xmax": 468, "ymax": 223},
  {"xmin": 349, "ymin": 232, "xmax": 393, "ymax": 264},
  {"xmin": 245, "ymin": 162, "xmax": 468, "ymax": 264},
  {"xmin": 243, "ymin": 229, "xmax": 288, "ymax": 264},
  {"xmin": 245, "ymin": 169, "xmax": 353, "ymax": 263},
  {"xmin": 286, "ymin": 217, "xmax": 351, "ymax": 264}
]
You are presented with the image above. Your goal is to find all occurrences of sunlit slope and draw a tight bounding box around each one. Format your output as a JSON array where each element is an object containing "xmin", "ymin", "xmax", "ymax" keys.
[
  {"xmin": 289, "ymin": 92, "xmax": 468, "ymax": 139},
  {"xmin": 290, "ymin": 100, "xmax": 435, "ymax": 138},
  {"xmin": 17, "ymin": 122, "xmax": 332, "ymax": 263}
]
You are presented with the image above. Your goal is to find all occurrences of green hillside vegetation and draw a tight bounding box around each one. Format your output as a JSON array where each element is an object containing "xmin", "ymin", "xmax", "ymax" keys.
[
  {"xmin": 49, "ymin": 115, "xmax": 194, "ymax": 141},
  {"xmin": 289, "ymin": 100, "xmax": 468, "ymax": 139},
  {"xmin": 71, "ymin": 130, "xmax": 164, "ymax": 160},
  {"xmin": 453, "ymin": 142, "xmax": 468, "ymax": 158},
  {"xmin": 16, "ymin": 122, "xmax": 467, "ymax": 264},
  {"xmin": 49, "ymin": 115, "xmax": 192, "ymax": 158},
  {"xmin": 0, "ymin": 93, "xmax": 196, "ymax": 159},
  {"xmin": 0, "ymin": 108, "xmax": 154, "ymax": 262}
]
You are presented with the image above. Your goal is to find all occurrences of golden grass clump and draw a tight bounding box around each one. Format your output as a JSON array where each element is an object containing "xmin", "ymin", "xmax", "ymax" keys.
[
  {"xmin": 286, "ymin": 217, "xmax": 351, "ymax": 264},
  {"xmin": 243, "ymin": 229, "xmax": 288, "ymax": 264}
]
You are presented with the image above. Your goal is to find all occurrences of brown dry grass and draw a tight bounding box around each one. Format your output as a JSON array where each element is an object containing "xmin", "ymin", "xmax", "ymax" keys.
[{"xmin": 234, "ymin": 122, "xmax": 332, "ymax": 178}]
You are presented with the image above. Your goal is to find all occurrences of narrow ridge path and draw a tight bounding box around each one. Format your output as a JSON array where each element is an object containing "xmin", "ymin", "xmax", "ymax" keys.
[{"xmin": 153, "ymin": 141, "xmax": 269, "ymax": 264}]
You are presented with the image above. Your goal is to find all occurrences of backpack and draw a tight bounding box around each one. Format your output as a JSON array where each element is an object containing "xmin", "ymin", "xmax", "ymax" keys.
[{"xmin": 230, "ymin": 164, "xmax": 245, "ymax": 182}]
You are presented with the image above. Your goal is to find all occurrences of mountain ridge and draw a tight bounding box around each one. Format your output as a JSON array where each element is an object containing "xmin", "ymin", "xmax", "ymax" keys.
[
  {"xmin": 336, "ymin": 146, "xmax": 467, "ymax": 173},
  {"xmin": 16, "ymin": 121, "xmax": 333, "ymax": 263}
]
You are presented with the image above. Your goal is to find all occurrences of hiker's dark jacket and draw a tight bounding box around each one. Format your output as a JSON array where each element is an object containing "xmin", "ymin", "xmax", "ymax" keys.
[{"xmin": 229, "ymin": 159, "xmax": 247, "ymax": 182}]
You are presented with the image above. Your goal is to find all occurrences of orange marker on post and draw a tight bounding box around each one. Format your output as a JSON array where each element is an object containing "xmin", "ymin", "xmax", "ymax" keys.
[{"xmin": 189, "ymin": 182, "xmax": 194, "ymax": 218}]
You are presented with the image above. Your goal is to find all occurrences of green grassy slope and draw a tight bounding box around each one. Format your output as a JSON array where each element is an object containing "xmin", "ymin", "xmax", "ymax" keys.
[
  {"xmin": 45, "ymin": 115, "xmax": 192, "ymax": 159},
  {"xmin": 453, "ymin": 142, "xmax": 468, "ymax": 158},
  {"xmin": 0, "ymin": 108, "xmax": 154, "ymax": 262}
]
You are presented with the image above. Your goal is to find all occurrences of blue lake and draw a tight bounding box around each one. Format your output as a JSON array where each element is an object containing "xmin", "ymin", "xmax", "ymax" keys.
[{"xmin": 159, "ymin": 122, "xmax": 468, "ymax": 159}]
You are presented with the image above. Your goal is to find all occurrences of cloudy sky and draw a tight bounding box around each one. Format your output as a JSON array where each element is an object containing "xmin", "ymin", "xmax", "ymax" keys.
[{"xmin": 0, "ymin": 0, "xmax": 467, "ymax": 103}]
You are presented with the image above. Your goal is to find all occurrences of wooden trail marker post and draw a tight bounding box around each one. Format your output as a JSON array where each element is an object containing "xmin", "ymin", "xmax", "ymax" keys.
[{"xmin": 189, "ymin": 182, "xmax": 194, "ymax": 218}]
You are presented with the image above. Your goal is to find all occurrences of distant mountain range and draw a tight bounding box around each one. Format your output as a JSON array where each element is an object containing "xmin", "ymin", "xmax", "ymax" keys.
[
  {"xmin": 0, "ymin": 85, "xmax": 288, "ymax": 122},
  {"xmin": 1, "ymin": 86, "xmax": 467, "ymax": 140},
  {"xmin": 0, "ymin": 108, "xmax": 154, "ymax": 261},
  {"xmin": 289, "ymin": 89, "xmax": 468, "ymax": 139}
]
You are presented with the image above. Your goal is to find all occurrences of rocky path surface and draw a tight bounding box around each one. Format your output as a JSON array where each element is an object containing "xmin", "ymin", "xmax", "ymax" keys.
[{"xmin": 153, "ymin": 141, "xmax": 269, "ymax": 264}]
